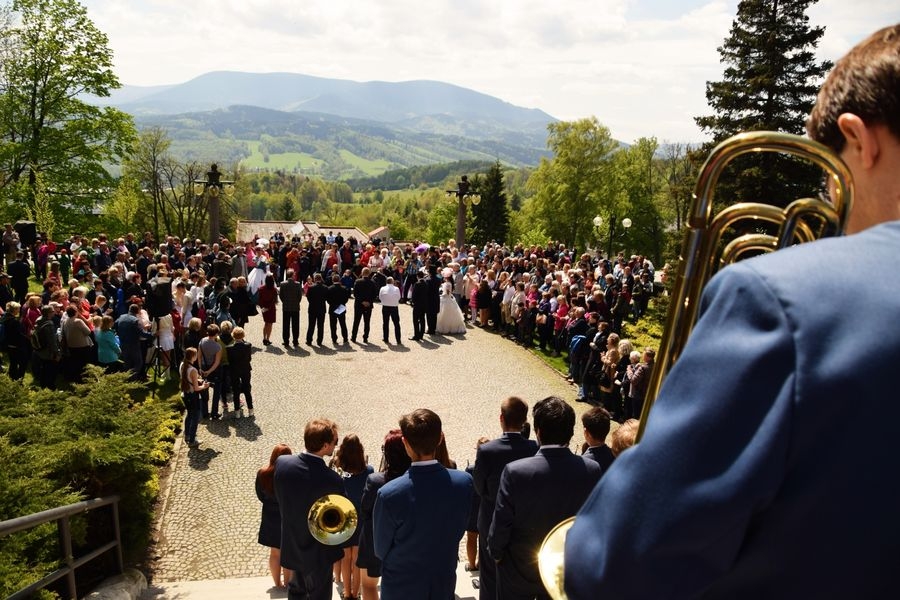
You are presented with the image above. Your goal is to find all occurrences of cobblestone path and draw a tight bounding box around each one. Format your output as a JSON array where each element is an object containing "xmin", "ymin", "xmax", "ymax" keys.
[{"xmin": 150, "ymin": 302, "xmax": 584, "ymax": 582}]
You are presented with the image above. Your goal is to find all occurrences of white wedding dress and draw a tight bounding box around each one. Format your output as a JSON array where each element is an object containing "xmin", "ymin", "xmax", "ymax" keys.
[{"xmin": 436, "ymin": 281, "xmax": 467, "ymax": 334}]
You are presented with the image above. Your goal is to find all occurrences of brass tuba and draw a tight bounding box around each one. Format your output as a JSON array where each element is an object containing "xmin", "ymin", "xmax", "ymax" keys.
[
  {"xmin": 307, "ymin": 494, "xmax": 358, "ymax": 546},
  {"xmin": 538, "ymin": 131, "xmax": 853, "ymax": 600}
]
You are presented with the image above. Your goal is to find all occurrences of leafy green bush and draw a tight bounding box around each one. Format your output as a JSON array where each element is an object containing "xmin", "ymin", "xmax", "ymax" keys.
[{"xmin": 0, "ymin": 367, "xmax": 179, "ymax": 597}]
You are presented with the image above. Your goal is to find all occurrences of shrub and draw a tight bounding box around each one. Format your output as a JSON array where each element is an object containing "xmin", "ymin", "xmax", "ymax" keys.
[{"xmin": 0, "ymin": 367, "xmax": 179, "ymax": 597}]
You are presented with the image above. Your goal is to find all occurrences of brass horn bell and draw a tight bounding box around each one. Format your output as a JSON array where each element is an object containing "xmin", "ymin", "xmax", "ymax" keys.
[{"xmin": 307, "ymin": 494, "xmax": 358, "ymax": 546}]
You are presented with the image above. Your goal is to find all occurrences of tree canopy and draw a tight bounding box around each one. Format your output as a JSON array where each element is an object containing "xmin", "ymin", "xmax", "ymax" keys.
[
  {"xmin": 0, "ymin": 0, "xmax": 135, "ymax": 221},
  {"xmin": 526, "ymin": 117, "xmax": 619, "ymax": 251}
]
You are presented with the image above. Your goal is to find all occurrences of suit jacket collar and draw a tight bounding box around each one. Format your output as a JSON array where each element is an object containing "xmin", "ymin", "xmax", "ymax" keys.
[
  {"xmin": 537, "ymin": 446, "xmax": 572, "ymax": 456},
  {"xmin": 409, "ymin": 462, "xmax": 445, "ymax": 474}
]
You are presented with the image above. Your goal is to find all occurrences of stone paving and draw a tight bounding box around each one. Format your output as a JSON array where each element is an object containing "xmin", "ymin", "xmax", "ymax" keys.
[{"xmin": 149, "ymin": 302, "xmax": 589, "ymax": 585}]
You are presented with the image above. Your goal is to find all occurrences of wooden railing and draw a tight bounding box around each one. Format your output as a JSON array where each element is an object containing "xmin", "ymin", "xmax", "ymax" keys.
[{"xmin": 0, "ymin": 496, "xmax": 124, "ymax": 600}]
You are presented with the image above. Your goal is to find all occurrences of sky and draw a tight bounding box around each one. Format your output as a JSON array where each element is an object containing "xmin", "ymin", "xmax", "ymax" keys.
[{"xmin": 79, "ymin": 0, "xmax": 899, "ymax": 144}]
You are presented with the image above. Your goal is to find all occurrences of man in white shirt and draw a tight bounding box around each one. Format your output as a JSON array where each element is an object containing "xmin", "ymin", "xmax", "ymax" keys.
[{"xmin": 378, "ymin": 276, "xmax": 402, "ymax": 344}]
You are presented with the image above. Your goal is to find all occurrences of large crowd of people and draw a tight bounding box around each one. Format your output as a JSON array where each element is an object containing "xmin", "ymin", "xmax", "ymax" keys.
[{"xmin": 0, "ymin": 226, "xmax": 660, "ymax": 425}]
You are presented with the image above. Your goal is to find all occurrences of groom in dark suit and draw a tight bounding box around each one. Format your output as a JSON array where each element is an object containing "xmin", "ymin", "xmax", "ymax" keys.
[
  {"xmin": 274, "ymin": 419, "xmax": 343, "ymax": 600},
  {"xmin": 409, "ymin": 270, "xmax": 428, "ymax": 341},
  {"xmin": 472, "ymin": 396, "xmax": 539, "ymax": 600},
  {"xmin": 488, "ymin": 396, "xmax": 601, "ymax": 600},
  {"xmin": 425, "ymin": 265, "xmax": 441, "ymax": 335},
  {"xmin": 374, "ymin": 408, "xmax": 474, "ymax": 599}
]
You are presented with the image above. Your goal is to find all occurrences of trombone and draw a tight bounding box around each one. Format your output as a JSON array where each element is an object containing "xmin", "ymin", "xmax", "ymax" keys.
[{"xmin": 538, "ymin": 131, "xmax": 854, "ymax": 600}]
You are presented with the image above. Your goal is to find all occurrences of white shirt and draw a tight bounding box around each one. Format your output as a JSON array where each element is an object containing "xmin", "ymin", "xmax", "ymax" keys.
[{"xmin": 379, "ymin": 284, "xmax": 401, "ymax": 307}]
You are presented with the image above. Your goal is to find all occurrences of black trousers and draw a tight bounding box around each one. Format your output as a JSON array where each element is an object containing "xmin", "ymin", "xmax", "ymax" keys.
[
  {"xmin": 412, "ymin": 308, "xmax": 426, "ymax": 339},
  {"xmin": 306, "ymin": 311, "xmax": 325, "ymax": 344},
  {"xmin": 329, "ymin": 312, "xmax": 348, "ymax": 342},
  {"xmin": 381, "ymin": 306, "xmax": 400, "ymax": 343},
  {"xmin": 282, "ymin": 310, "xmax": 300, "ymax": 344},
  {"xmin": 351, "ymin": 304, "xmax": 372, "ymax": 340},
  {"xmin": 426, "ymin": 311, "xmax": 438, "ymax": 334}
]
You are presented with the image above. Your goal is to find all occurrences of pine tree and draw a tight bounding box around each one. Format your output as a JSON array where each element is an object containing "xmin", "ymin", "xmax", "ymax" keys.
[
  {"xmin": 695, "ymin": 0, "xmax": 831, "ymax": 207},
  {"xmin": 470, "ymin": 162, "xmax": 511, "ymax": 246}
]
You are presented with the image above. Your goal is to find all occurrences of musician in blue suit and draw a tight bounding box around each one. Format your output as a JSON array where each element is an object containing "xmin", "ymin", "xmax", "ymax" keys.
[
  {"xmin": 488, "ymin": 396, "xmax": 601, "ymax": 599},
  {"xmin": 274, "ymin": 419, "xmax": 343, "ymax": 600},
  {"xmin": 565, "ymin": 25, "xmax": 900, "ymax": 600},
  {"xmin": 374, "ymin": 408, "xmax": 474, "ymax": 599},
  {"xmin": 472, "ymin": 396, "xmax": 539, "ymax": 600}
]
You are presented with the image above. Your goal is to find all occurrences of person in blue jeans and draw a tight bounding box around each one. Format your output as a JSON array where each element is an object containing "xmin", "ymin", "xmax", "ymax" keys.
[
  {"xmin": 198, "ymin": 323, "xmax": 224, "ymax": 419},
  {"xmin": 179, "ymin": 347, "xmax": 209, "ymax": 448}
]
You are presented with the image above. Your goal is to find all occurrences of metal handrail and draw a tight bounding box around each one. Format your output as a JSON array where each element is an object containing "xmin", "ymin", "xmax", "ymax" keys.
[{"xmin": 0, "ymin": 495, "xmax": 124, "ymax": 600}]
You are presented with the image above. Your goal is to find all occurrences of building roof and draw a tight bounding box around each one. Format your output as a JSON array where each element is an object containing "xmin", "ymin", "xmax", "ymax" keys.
[{"xmin": 235, "ymin": 220, "xmax": 369, "ymax": 244}]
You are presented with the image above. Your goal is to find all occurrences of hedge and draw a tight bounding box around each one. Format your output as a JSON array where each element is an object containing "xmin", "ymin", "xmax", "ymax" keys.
[{"xmin": 0, "ymin": 367, "xmax": 181, "ymax": 598}]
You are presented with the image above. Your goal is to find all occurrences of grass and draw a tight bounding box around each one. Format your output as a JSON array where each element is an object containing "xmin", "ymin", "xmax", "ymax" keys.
[
  {"xmin": 338, "ymin": 149, "xmax": 393, "ymax": 175},
  {"xmin": 240, "ymin": 141, "xmax": 326, "ymax": 171}
]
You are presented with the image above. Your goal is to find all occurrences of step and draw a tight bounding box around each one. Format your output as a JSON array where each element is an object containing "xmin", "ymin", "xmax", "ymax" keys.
[{"xmin": 142, "ymin": 564, "xmax": 480, "ymax": 599}]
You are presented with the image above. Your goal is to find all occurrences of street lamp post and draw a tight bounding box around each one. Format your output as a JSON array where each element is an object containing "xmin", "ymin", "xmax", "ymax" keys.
[
  {"xmin": 446, "ymin": 175, "xmax": 480, "ymax": 249},
  {"xmin": 194, "ymin": 163, "xmax": 235, "ymax": 244},
  {"xmin": 594, "ymin": 214, "xmax": 632, "ymax": 258}
]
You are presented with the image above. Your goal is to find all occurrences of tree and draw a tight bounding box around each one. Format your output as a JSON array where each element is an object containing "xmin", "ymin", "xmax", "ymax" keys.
[
  {"xmin": 279, "ymin": 195, "xmax": 296, "ymax": 221},
  {"xmin": 610, "ymin": 138, "xmax": 666, "ymax": 264},
  {"xmin": 471, "ymin": 161, "xmax": 510, "ymax": 246},
  {"xmin": 23, "ymin": 168, "xmax": 55, "ymax": 239},
  {"xmin": 526, "ymin": 117, "xmax": 619, "ymax": 250},
  {"xmin": 106, "ymin": 175, "xmax": 144, "ymax": 234},
  {"xmin": 695, "ymin": 0, "xmax": 831, "ymax": 206},
  {"xmin": 0, "ymin": 0, "xmax": 135, "ymax": 215}
]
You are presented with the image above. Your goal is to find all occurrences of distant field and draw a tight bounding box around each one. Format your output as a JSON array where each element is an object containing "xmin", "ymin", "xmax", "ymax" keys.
[
  {"xmin": 240, "ymin": 141, "xmax": 325, "ymax": 171},
  {"xmin": 338, "ymin": 149, "xmax": 394, "ymax": 176}
]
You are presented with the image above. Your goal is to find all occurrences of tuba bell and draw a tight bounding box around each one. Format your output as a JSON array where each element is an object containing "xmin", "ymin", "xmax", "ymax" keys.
[
  {"xmin": 537, "ymin": 131, "xmax": 854, "ymax": 600},
  {"xmin": 307, "ymin": 494, "xmax": 358, "ymax": 546}
]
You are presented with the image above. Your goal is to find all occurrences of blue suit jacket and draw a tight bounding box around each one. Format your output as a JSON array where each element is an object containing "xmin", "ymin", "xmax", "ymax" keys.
[
  {"xmin": 472, "ymin": 432, "xmax": 539, "ymax": 535},
  {"xmin": 488, "ymin": 447, "xmax": 601, "ymax": 597},
  {"xmin": 565, "ymin": 221, "xmax": 900, "ymax": 599},
  {"xmin": 274, "ymin": 453, "xmax": 343, "ymax": 575},
  {"xmin": 374, "ymin": 462, "xmax": 473, "ymax": 599}
]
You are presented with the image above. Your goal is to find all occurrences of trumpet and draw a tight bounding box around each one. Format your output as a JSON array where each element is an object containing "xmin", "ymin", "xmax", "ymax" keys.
[
  {"xmin": 307, "ymin": 494, "xmax": 358, "ymax": 546},
  {"xmin": 538, "ymin": 131, "xmax": 854, "ymax": 600}
]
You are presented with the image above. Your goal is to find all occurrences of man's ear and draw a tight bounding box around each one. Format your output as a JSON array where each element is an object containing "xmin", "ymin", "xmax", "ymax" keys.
[{"xmin": 837, "ymin": 113, "xmax": 880, "ymax": 169}]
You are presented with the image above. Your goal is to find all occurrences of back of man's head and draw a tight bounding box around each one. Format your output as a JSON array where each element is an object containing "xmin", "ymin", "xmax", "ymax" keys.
[
  {"xmin": 808, "ymin": 24, "xmax": 900, "ymax": 152},
  {"xmin": 399, "ymin": 408, "xmax": 442, "ymax": 457},
  {"xmin": 533, "ymin": 396, "xmax": 576, "ymax": 446},
  {"xmin": 582, "ymin": 407, "xmax": 612, "ymax": 442},
  {"xmin": 500, "ymin": 396, "xmax": 529, "ymax": 431},
  {"xmin": 304, "ymin": 419, "xmax": 337, "ymax": 453}
]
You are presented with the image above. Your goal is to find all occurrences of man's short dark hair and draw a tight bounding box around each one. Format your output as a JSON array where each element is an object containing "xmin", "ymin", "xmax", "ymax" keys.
[
  {"xmin": 582, "ymin": 406, "xmax": 612, "ymax": 441},
  {"xmin": 399, "ymin": 408, "xmax": 443, "ymax": 457},
  {"xmin": 807, "ymin": 24, "xmax": 900, "ymax": 152},
  {"xmin": 501, "ymin": 396, "xmax": 529, "ymax": 430},
  {"xmin": 533, "ymin": 396, "xmax": 576, "ymax": 446},
  {"xmin": 304, "ymin": 419, "xmax": 337, "ymax": 452}
]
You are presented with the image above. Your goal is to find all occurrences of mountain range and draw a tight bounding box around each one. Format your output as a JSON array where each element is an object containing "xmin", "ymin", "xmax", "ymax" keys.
[{"xmin": 91, "ymin": 71, "xmax": 558, "ymax": 179}]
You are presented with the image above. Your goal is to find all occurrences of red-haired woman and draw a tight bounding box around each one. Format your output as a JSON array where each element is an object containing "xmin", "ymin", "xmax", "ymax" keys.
[
  {"xmin": 333, "ymin": 434, "xmax": 374, "ymax": 600},
  {"xmin": 256, "ymin": 443, "xmax": 294, "ymax": 589}
]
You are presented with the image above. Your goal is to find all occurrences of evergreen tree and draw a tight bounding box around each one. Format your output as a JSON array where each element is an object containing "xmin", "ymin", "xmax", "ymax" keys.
[
  {"xmin": 695, "ymin": 0, "xmax": 831, "ymax": 207},
  {"xmin": 279, "ymin": 195, "xmax": 297, "ymax": 221},
  {"xmin": 471, "ymin": 161, "xmax": 510, "ymax": 246}
]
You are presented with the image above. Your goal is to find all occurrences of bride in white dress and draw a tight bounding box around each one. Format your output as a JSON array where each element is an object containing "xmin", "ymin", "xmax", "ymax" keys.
[{"xmin": 436, "ymin": 276, "xmax": 467, "ymax": 334}]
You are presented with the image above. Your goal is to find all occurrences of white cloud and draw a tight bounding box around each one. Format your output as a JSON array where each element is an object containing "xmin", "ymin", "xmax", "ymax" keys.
[{"xmin": 80, "ymin": 0, "xmax": 900, "ymax": 143}]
